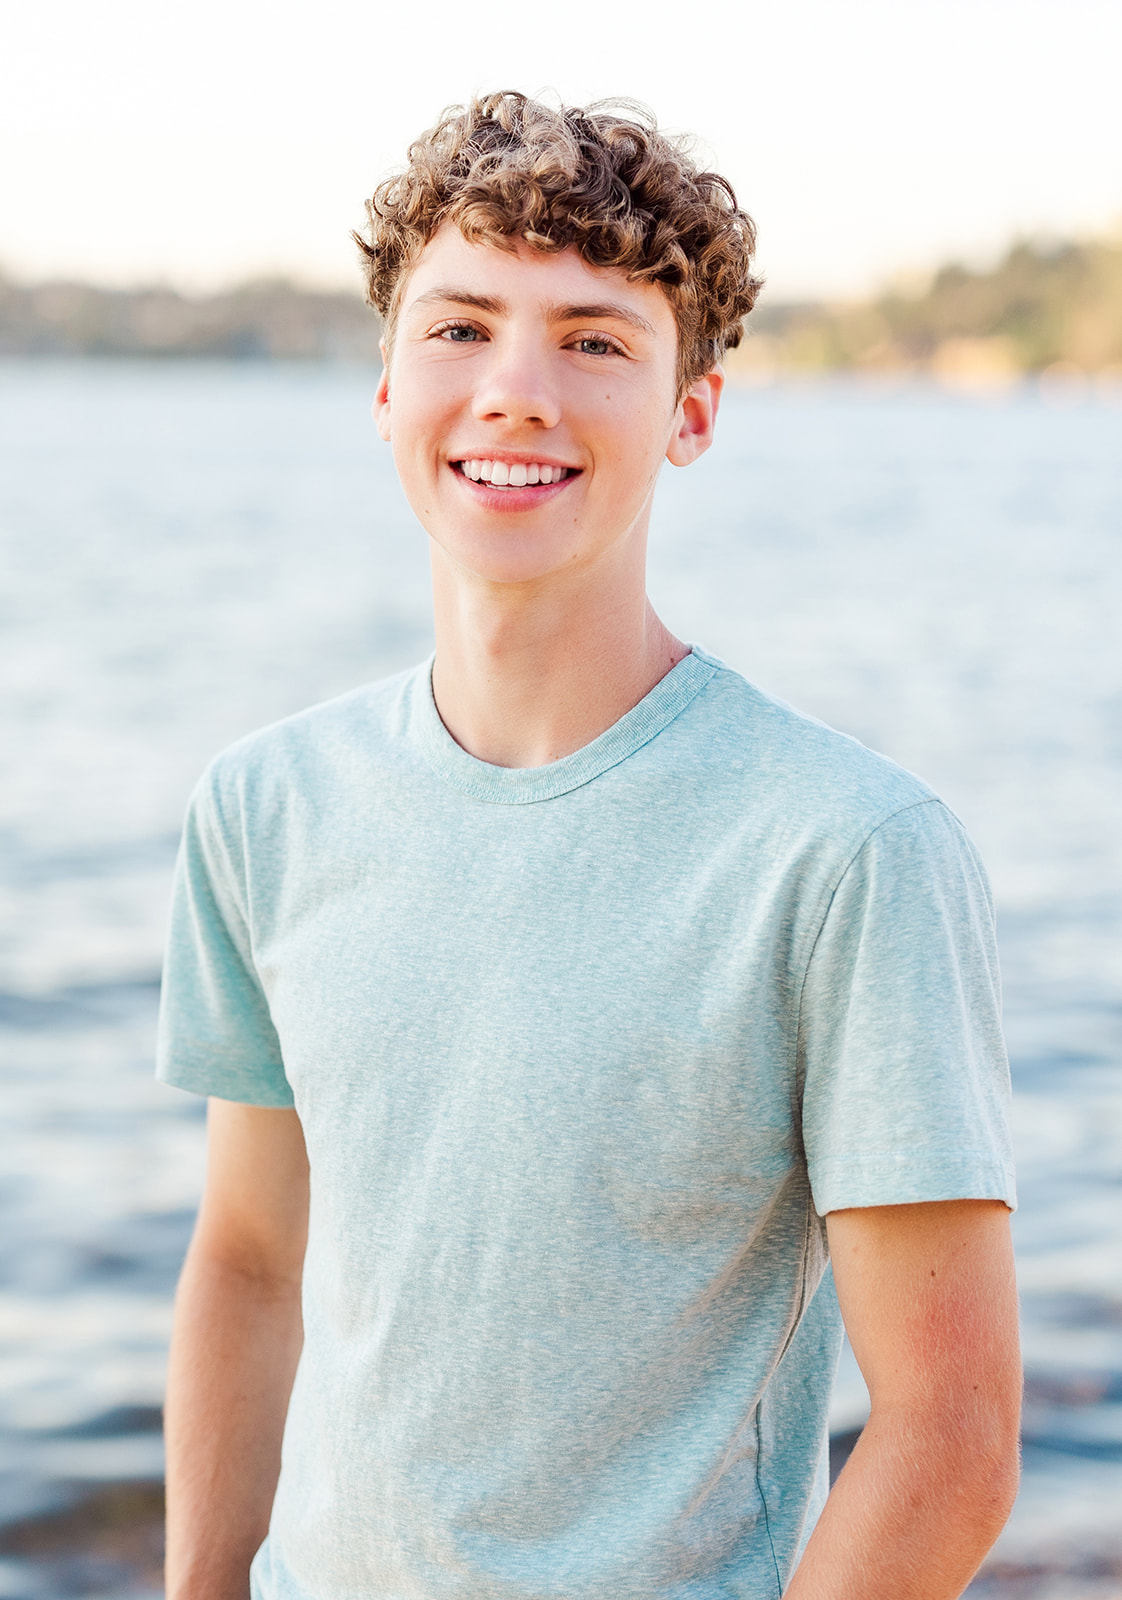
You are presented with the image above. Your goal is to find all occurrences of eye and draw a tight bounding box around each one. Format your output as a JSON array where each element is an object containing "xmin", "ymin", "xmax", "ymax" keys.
[
  {"xmin": 576, "ymin": 336, "xmax": 619, "ymax": 356},
  {"xmin": 434, "ymin": 322, "xmax": 485, "ymax": 343}
]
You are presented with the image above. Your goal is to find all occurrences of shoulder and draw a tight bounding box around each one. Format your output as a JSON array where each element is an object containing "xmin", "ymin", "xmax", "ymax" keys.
[
  {"xmin": 190, "ymin": 661, "xmax": 426, "ymax": 838},
  {"xmin": 677, "ymin": 649, "xmax": 944, "ymax": 858}
]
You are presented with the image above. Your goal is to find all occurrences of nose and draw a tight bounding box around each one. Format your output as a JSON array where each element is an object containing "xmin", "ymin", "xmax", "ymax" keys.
[{"xmin": 471, "ymin": 330, "xmax": 562, "ymax": 431}]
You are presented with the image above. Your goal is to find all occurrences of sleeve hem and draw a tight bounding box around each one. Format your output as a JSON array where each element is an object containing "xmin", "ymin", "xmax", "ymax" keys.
[
  {"xmin": 810, "ymin": 1155, "xmax": 1016, "ymax": 1217},
  {"xmin": 156, "ymin": 1054, "xmax": 295, "ymax": 1109}
]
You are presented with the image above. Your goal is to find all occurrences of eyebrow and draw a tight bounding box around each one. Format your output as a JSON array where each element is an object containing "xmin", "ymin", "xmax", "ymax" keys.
[
  {"xmin": 410, "ymin": 287, "xmax": 657, "ymax": 337},
  {"xmin": 553, "ymin": 302, "xmax": 657, "ymax": 337}
]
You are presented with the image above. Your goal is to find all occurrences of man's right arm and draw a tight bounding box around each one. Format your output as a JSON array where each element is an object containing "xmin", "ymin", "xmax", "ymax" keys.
[{"xmin": 165, "ymin": 1098, "xmax": 309, "ymax": 1600}]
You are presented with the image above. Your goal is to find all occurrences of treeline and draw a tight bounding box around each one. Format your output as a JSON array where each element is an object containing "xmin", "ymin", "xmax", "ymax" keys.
[
  {"xmin": 2, "ymin": 231, "xmax": 1121, "ymax": 377},
  {"xmin": 0, "ymin": 274, "xmax": 382, "ymax": 360},
  {"xmin": 738, "ymin": 232, "xmax": 1122, "ymax": 381}
]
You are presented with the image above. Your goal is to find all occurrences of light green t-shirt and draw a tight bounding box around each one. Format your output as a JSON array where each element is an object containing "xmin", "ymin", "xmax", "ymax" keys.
[{"xmin": 157, "ymin": 647, "xmax": 1015, "ymax": 1600}]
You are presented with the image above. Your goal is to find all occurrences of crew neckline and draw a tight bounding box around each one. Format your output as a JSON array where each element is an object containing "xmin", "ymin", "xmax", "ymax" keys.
[{"xmin": 409, "ymin": 646, "xmax": 720, "ymax": 804}]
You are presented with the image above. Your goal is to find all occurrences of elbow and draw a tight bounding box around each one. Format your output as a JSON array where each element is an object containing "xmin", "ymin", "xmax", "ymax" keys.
[
  {"xmin": 923, "ymin": 1388, "xmax": 1023, "ymax": 1537},
  {"xmin": 966, "ymin": 1361, "xmax": 1024, "ymax": 1522},
  {"xmin": 179, "ymin": 1227, "xmax": 306, "ymax": 1306},
  {"xmin": 967, "ymin": 1422, "xmax": 1021, "ymax": 1537},
  {"xmin": 866, "ymin": 1379, "xmax": 1022, "ymax": 1541},
  {"xmin": 981, "ymin": 1403, "xmax": 1023, "ymax": 1527}
]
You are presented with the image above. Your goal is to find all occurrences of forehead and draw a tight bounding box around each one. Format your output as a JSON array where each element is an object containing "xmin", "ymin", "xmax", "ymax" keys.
[{"xmin": 397, "ymin": 223, "xmax": 678, "ymax": 335}]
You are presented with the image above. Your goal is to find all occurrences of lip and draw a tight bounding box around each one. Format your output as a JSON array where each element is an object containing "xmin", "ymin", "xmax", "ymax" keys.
[{"xmin": 448, "ymin": 457, "xmax": 582, "ymax": 509}]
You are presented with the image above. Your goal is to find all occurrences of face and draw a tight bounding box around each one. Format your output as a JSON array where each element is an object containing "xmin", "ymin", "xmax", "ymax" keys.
[{"xmin": 375, "ymin": 224, "xmax": 722, "ymax": 588}]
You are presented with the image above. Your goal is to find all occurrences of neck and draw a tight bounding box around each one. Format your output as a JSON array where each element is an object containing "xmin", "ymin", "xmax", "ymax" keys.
[{"xmin": 429, "ymin": 540, "xmax": 687, "ymax": 769}]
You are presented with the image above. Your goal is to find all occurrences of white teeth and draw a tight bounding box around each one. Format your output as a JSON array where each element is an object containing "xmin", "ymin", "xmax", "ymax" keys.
[{"xmin": 462, "ymin": 460, "xmax": 570, "ymax": 486}]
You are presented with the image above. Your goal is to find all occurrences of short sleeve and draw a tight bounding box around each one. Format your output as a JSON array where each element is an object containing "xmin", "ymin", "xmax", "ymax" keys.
[
  {"xmin": 156, "ymin": 769, "xmax": 294, "ymax": 1107},
  {"xmin": 798, "ymin": 799, "xmax": 1015, "ymax": 1216}
]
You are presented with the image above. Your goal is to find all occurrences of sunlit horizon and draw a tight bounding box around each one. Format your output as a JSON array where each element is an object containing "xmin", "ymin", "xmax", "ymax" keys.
[{"xmin": 2, "ymin": 0, "xmax": 1121, "ymax": 301}]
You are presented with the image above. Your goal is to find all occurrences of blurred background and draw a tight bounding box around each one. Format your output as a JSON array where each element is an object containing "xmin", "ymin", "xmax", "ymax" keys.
[{"xmin": 1, "ymin": 1, "xmax": 1120, "ymax": 1595}]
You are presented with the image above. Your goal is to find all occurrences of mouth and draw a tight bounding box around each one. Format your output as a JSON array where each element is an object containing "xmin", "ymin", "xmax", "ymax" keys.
[{"xmin": 453, "ymin": 458, "xmax": 578, "ymax": 489}]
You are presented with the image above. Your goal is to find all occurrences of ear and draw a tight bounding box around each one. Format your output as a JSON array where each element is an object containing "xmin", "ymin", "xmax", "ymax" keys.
[
  {"xmin": 373, "ymin": 339, "xmax": 391, "ymax": 441},
  {"xmin": 666, "ymin": 367, "xmax": 723, "ymax": 468}
]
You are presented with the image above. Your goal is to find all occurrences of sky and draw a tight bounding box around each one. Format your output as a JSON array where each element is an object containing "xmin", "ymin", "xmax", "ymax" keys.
[{"xmin": 2, "ymin": 0, "xmax": 1120, "ymax": 303}]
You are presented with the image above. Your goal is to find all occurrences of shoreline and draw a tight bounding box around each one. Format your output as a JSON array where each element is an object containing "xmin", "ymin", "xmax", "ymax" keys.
[
  {"xmin": 2, "ymin": 1476, "xmax": 1120, "ymax": 1600},
  {"xmin": 0, "ymin": 1479, "xmax": 164, "ymax": 1597}
]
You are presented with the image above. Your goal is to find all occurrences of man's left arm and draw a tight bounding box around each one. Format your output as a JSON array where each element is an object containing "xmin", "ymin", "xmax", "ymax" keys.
[{"xmin": 785, "ymin": 1198, "xmax": 1021, "ymax": 1600}]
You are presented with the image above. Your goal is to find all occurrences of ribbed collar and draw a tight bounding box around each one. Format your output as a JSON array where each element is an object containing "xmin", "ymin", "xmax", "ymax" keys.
[{"xmin": 409, "ymin": 647, "xmax": 718, "ymax": 805}]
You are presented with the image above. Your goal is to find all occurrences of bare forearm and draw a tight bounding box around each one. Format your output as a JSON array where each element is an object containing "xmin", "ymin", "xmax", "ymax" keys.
[
  {"xmin": 164, "ymin": 1244, "xmax": 303, "ymax": 1600},
  {"xmin": 784, "ymin": 1406, "xmax": 1020, "ymax": 1600}
]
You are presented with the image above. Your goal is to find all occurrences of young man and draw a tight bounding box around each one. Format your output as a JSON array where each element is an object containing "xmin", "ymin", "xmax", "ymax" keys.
[{"xmin": 159, "ymin": 93, "xmax": 1021, "ymax": 1600}]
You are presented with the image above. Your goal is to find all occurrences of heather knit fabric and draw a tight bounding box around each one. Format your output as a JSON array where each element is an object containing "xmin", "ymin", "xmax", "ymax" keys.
[{"xmin": 158, "ymin": 647, "xmax": 1015, "ymax": 1600}]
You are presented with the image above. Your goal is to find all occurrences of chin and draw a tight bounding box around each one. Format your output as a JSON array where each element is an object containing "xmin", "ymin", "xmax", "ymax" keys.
[{"xmin": 435, "ymin": 530, "xmax": 593, "ymax": 587}]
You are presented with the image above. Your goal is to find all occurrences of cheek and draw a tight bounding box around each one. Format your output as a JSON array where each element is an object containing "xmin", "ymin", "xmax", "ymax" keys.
[
  {"xmin": 601, "ymin": 400, "xmax": 674, "ymax": 479},
  {"xmin": 384, "ymin": 382, "xmax": 441, "ymax": 459}
]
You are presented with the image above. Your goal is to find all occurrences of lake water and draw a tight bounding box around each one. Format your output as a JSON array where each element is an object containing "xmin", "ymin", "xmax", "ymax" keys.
[{"xmin": 1, "ymin": 361, "xmax": 1120, "ymax": 1588}]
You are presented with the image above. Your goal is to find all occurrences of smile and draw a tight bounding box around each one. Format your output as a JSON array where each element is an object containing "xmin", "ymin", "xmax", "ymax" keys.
[{"xmin": 455, "ymin": 459, "xmax": 575, "ymax": 487}]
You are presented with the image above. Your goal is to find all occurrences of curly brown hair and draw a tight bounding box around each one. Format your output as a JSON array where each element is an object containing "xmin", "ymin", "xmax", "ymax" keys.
[{"xmin": 355, "ymin": 91, "xmax": 762, "ymax": 395}]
